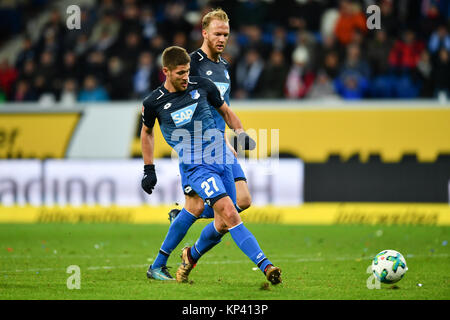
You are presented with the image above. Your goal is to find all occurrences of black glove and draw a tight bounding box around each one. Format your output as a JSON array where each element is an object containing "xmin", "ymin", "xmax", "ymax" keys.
[
  {"xmin": 141, "ymin": 164, "xmax": 157, "ymax": 194},
  {"xmin": 237, "ymin": 131, "xmax": 256, "ymax": 150}
]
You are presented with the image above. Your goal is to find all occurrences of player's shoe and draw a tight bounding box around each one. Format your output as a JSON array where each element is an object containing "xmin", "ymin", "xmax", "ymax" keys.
[
  {"xmin": 146, "ymin": 265, "xmax": 175, "ymax": 281},
  {"xmin": 168, "ymin": 209, "xmax": 180, "ymax": 224},
  {"xmin": 265, "ymin": 265, "xmax": 282, "ymax": 285},
  {"xmin": 176, "ymin": 247, "xmax": 196, "ymax": 283}
]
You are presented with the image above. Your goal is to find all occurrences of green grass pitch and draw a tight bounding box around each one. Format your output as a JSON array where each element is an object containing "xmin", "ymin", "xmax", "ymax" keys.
[{"xmin": 0, "ymin": 222, "xmax": 449, "ymax": 300}]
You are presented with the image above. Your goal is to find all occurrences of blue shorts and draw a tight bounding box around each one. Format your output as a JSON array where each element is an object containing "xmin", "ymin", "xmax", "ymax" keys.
[
  {"xmin": 180, "ymin": 148, "xmax": 246, "ymax": 195},
  {"xmin": 183, "ymin": 163, "xmax": 236, "ymax": 207}
]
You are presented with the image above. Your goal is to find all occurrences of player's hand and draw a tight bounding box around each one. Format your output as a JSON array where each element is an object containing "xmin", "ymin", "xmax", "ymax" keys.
[
  {"xmin": 141, "ymin": 164, "xmax": 157, "ymax": 194},
  {"xmin": 237, "ymin": 132, "xmax": 256, "ymax": 150}
]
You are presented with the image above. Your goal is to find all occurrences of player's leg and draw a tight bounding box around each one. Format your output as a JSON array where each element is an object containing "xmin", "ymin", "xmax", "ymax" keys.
[
  {"xmin": 235, "ymin": 180, "xmax": 251, "ymax": 212},
  {"xmin": 176, "ymin": 166, "xmax": 230, "ymax": 282},
  {"xmin": 147, "ymin": 169, "xmax": 205, "ymax": 280},
  {"xmin": 168, "ymin": 165, "xmax": 202, "ymax": 223},
  {"xmin": 177, "ymin": 165, "xmax": 281, "ymax": 284},
  {"xmin": 197, "ymin": 159, "xmax": 250, "ymax": 219},
  {"xmin": 181, "ymin": 196, "xmax": 281, "ymax": 284}
]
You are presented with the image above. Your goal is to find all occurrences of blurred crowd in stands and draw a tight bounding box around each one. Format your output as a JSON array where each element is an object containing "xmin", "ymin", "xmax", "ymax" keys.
[{"xmin": 0, "ymin": 0, "xmax": 449, "ymax": 104}]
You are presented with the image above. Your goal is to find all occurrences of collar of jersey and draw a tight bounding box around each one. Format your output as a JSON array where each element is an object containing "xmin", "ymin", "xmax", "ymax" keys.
[
  {"xmin": 198, "ymin": 49, "xmax": 221, "ymax": 64},
  {"xmin": 160, "ymin": 84, "xmax": 188, "ymax": 95}
]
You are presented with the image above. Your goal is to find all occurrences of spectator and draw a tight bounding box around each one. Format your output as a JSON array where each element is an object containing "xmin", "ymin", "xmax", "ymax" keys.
[
  {"xmin": 18, "ymin": 59, "xmax": 36, "ymax": 84},
  {"xmin": 270, "ymin": 26, "xmax": 294, "ymax": 64},
  {"xmin": 78, "ymin": 75, "xmax": 109, "ymax": 102},
  {"xmin": 38, "ymin": 28, "xmax": 63, "ymax": 63},
  {"xmin": 92, "ymin": 27, "xmax": 117, "ymax": 54},
  {"xmin": 315, "ymin": 34, "xmax": 340, "ymax": 73},
  {"xmin": 432, "ymin": 48, "xmax": 450, "ymax": 98},
  {"xmin": 148, "ymin": 34, "xmax": 166, "ymax": 57},
  {"xmin": 157, "ymin": 2, "xmax": 192, "ymax": 43},
  {"xmin": 238, "ymin": 25, "xmax": 269, "ymax": 58},
  {"xmin": 367, "ymin": 30, "xmax": 394, "ymax": 77},
  {"xmin": 334, "ymin": 0, "xmax": 367, "ymax": 46},
  {"xmin": 340, "ymin": 43, "xmax": 370, "ymax": 79},
  {"xmin": 140, "ymin": 6, "xmax": 158, "ymax": 41},
  {"xmin": 0, "ymin": 59, "xmax": 18, "ymax": 99},
  {"xmin": 106, "ymin": 56, "xmax": 133, "ymax": 100},
  {"xmin": 60, "ymin": 78, "xmax": 78, "ymax": 106},
  {"xmin": 13, "ymin": 80, "xmax": 36, "ymax": 102},
  {"xmin": 428, "ymin": 25, "xmax": 450, "ymax": 57},
  {"xmin": 389, "ymin": 30, "xmax": 425, "ymax": 71},
  {"xmin": 285, "ymin": 46, "xmax": 315, "ymax": 99},
  {"xmin": 115, "ymin": 32, "xmax": 142, "ymax": 77},
  {"xmin": 36, "ymin": 8, "xmax": 67, "ymax": 53},
  {"xmin": 334, "ymin": 70, "xmax": 369, "ymax": 100},
  {"xmin": 60, "ymin": 51, "xmax": 82, "ymax": 83},
  {"xmin": 84, "ymin": 50, "xmax": 107, "ymax": 83},
  {"xmin": 173, "ymin": 31, "xmax": 188, "ymax": 48},
  {"xmin": 73, "ymin": 33, "xmax": 90, "ymax": 58},
  {"xmin": 293, "ymin": 30, "xmax": 317, "ymax": 70},
  {"xmin": 320, "ymin": 5, "xmax": 339, "ymax": 39},
  {"xmin": 15, "ymin": 37, "xmax": 36, "ymax": 70},
  {"xmin": 89, "ymin": 9, "xmax": 120, "ymax": 49},
  {"xmin": 257, "ymin": 50, "xmax": 289, "ymax": 99},
  {"xmin": 133, "ymin": 52, "xmax": 159, "ymax": 99},
  {"xmin": 117, "ymin": 4, "xmax": 142, "ymax": 44},
  {"xmin": 307, "ymin": 70, "xmax": 340, "ymax": 100},
  {"xmin": 323, "ymin": 51, "xmax": 340, "ymax": 79},
  {"xmin": 420, "ymin": 0, "xmax": 449, "ymax": 37},
  {"xmin": 417, "ymin": 50, "xmax": 434, "ymax": 97},
  {"xmin": 234, "ymin": 48, "xmax": 265, "ymax": 99}
]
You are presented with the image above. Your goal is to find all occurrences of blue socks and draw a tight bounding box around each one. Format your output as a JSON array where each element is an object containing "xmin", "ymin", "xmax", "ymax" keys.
[
  {"xmin": 229, "ymin": 222, "xmax": 272, "ymax": 273},
  {"xmin": 152, "ymin": 206, "xmax": 257, "ymax": 272},
  {"xmin": 190, "ymin": 221, "xmax": 272, "ymax": 274},
  {"xmin": 190, "ymin": 221, "xmax": 223, "ymax": 261},
  {"xmin": 152, "ymin": 208, "xmax": 197, "ymax": 269}
]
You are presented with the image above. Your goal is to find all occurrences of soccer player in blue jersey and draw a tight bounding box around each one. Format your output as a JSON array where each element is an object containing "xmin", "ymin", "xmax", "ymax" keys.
[
  {"xmin": 141, "ymin": 46, "xmax": 281, "ymax": 285},
  {"xmin": 168, "ymin": 8, "xmax": 252, "ymax": 224}
]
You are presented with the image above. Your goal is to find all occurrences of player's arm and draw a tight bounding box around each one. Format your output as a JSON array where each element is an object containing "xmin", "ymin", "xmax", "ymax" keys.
[
  {"xmin": 204, "ymin": 77, "xmax": 256, "ymax": 150},
  {"xmin": 141, "ymin": 123, "xmax": 154, "ymax": 165},
  {"xmin": 140, "ymin": 104, "xmax": 157, "ymax": 194},
  {"xmin": 216, "ymin": 102, "xmax": 255, "ymax": 150}
]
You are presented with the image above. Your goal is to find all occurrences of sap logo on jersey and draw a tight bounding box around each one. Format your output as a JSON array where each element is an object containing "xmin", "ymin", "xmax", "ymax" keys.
[{"xmin": 171, "ymin": 103, "xmax": 198, "ymax": 127}]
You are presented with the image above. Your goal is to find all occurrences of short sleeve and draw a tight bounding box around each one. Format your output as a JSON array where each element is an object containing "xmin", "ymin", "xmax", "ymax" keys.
[{"xmin": 142, "ymin": 99, "xmax": 156, "ymax": 128}]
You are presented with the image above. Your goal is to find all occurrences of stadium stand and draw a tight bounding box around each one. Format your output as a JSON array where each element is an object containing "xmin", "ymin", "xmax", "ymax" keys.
[{"xmin": 0, "ymin": 0, "xmax": 449, "ymax": 104}]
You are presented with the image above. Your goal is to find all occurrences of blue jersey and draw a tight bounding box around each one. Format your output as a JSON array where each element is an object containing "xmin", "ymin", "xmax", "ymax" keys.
[
  {"xmin": 142, "ymin": 76, "xmax": 227, "ymax": 168},
  {"xmin": 190, "ymin": 49, "xmax": 231, "ymax": 133}
]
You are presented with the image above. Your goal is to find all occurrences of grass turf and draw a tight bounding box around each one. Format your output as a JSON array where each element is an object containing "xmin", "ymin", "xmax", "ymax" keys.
[{"xmin": 0, "ymin": 223, "xmax": 449, "ymax": 300}]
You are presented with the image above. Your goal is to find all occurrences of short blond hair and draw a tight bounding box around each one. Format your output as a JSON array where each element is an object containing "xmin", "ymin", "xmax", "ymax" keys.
[{"xmin": 202, "ymin": 8, "xmax": 229, "ymax": 30}]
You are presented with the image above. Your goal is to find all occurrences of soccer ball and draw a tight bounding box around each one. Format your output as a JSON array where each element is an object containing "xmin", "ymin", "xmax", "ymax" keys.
[{"xmin": 372, "ymin": 250, "xmax": 408, "ymax": 284}]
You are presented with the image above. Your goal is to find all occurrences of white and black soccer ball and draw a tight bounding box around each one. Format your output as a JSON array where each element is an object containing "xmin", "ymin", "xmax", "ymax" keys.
[{"xmin": 372, "ymin": 250, "xmax": 408, "ymax": 284}]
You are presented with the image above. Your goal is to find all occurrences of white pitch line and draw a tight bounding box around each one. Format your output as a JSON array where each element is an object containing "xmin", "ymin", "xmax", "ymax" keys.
[{"xmin": 1, "ymin": 253, "xmax": 448, "ymax": 274}]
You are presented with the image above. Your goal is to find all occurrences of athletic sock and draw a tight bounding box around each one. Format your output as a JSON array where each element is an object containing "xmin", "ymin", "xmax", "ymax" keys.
[
  {"xmin": 152, "ymin": 208, "xmax": 197, "ymax": 269},
  {"xmin": 190, "ymin": 221, "xmax": 223, "ymax": 262},
  {"xmin": 228, "ymin": 222, "xmax": 272, "ymax": 273},
  {"xmin": 235, "ymin": 204, "xmax": 243, "ymax": 213}
]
